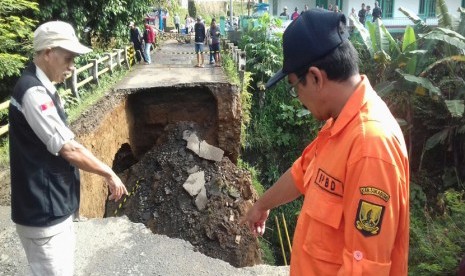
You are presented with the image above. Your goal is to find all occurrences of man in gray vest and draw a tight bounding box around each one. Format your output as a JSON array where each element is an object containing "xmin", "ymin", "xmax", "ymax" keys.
[{"xmin": 9, "ymin": 21, "xmax": 128, "ymax": 275}]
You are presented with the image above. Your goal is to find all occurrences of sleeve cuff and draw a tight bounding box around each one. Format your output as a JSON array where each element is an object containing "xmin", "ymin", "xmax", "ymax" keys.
[{"xmin": 47, "ymin": 125, "xmax": 75, "ymax": 155}]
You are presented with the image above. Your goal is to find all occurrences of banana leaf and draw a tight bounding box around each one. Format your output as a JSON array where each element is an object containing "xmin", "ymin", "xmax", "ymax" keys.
[
  {"xmin": 398, "ymin": 6, "xmax": 431, "ymax": 33},
  {"xmin": 425, "ymin": 128, "xmax": 450, "ymax": 151},
  {"xmin": 402, "ymin": 26, "xmax": 417, "ymax": 75},
  {"xmin": 374, "ymin": 80, "xmax": 397, "ymax": 97},
  {"xmin": 366, "ymin": 21, "xmax": 378, "ymax": 53},
  {"xmin": 349, "ymin": 13, "xmax": 374, "ymax": 57},
  {"xmin": 436, "ymin": 0, "xmax": 453, "ymax": 29},
  {"xmin": 419, "ymin": 55, "xmax": 465, "ymax": 77},
  {"xmin": 421, "ymin": 30, "xmax": 465, "ymax": 53},
  {"xmin": 380, "ymin": 21, "xmax": 400, "ymax": 57},
  {"xmin": 444, "ymin": 100, "xmax": 464, "ymax": 118},
  {"xmin": 396, "ymin": 69, "xmax": 441, "ymax": 95}
]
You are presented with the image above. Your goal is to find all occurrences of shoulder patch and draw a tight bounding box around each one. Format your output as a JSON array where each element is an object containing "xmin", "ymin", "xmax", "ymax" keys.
[
  {"xmin": 39, "ymin": 101, "xmax": 55, "ymax": 112},
  {"xmin": 355, "ymin": 200, "xmax": 385, "ymax": 237},
  {"xmin": 360, "ymin": 186, "xmax": 390, "ymax": 202}
]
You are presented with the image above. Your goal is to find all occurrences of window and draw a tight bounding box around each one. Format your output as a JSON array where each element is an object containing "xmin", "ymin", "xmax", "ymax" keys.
[
  {"xmin": 316, "ymin": 0, "xmax": 327, "ymax": 9},
  {"xmin": 379, "ymin": 0, "xmax": 394, "ymax": 19},
  {"xmin": 462, "ymin": 0, "xmax": 465, "ymax": 7},
  {"xmin": 419, "ymin": 0, "xmax": 436, "ymax": 18}
]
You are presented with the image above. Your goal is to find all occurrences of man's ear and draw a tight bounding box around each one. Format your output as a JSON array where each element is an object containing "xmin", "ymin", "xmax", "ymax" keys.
[{"xmin": 308, "ymin": 66, "xmax": 324, "ymax": 89}]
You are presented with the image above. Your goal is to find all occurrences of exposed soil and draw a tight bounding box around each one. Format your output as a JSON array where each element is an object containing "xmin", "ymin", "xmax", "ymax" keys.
[
  {"xmin": 105, "ymin": 121, "xmax": 262, "ymax": 268},
  {"xmin": 0, "ymin": 168, "xmax": 10, "ymax": 206}
]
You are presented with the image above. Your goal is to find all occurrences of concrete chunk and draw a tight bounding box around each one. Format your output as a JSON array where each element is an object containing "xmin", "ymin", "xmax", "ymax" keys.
[
  {"xmin": 182, "ymin": 171, "xmax": 205, "ymax": 197},
  {"xmin": 195, "ymin": 186, "xmax": 208, "ymax": 211},
  {"xmin": 183, "ymin": 131, "xmax": 201, "ymax": 155},
  {"xmin": 183, "ymin": 130, "xmax": 224, "ymax": 162},
  {"xmin": 198, "ymin": 140, "xmax": 224, "ymax": 162}
]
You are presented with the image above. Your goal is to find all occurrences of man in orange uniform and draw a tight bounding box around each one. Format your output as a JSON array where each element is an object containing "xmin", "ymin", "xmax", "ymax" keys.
[{"xmin": 242, "ymin": 9, "xmax": 409, "ymax": 275}]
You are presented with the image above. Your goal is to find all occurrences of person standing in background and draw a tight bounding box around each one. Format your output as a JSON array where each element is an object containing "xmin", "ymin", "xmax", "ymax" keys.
[
  {"xmin": 372, "ymin": 1, "xmax": 382, "ymax": 22},
  {"xmin": 129, "ymin": 21, "xmax": 147, "ymax": 64},
  {"xmin": 174, "ymin": 14, "xmax": 181, "ymax": 33},
  {"xmin": 9, "ymin": 21, "xmax": 128, "ymax": 276},
  {"xmin": 194, "ymin": 16, "xmax": 206, "ymax": 67},
  {"xmin": 358, "ymin": 3, "xmax": 367, "ymax": 25},
  {"xmin": 301, "ymin": 4, "xmax": 309, "ymax": 15},
  {"xmin": 143, "ymin": 22, "xmax": 155, "ymax": 64},
  {"xmin": 209, "ymin": 18, "xmax": 221, "ymax": 67},
  {"xmin": 291, "ymin": 7, "xmax": 300, "ymax": 20},
  {"xmin": 280, "ymin": 6, "xmax": 289, "ymax": 19},
  {"xmin": 366, "ymin": 5, "xmax": 373, "ymax": 23}
]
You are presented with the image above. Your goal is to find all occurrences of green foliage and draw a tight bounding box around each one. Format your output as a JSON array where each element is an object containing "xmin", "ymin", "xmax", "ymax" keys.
[
  {"xmin": 258, "ymin": 237, "xmax": 276, "ymax": 265},
  {"xmin": 409, "ymin": 186, "xmax": 465, "ymax": 275},
  {"xmin": 36, "ymin": 0, "xmax": 153, "ymax": 48},
  {"xmin": 239, "ymin": 13, "xmax": 321, "ymax": 266},
  {"xmin": 0, "ymin": 137, "xmax": 9, "ymax": 170},
  {"xmin": 188, "ymin": 1, "xmax": 197, "ymax": 19},
  {"xmin": 266, "ymin": 199, "xmax": 303, "ymax": 265},
  {"xmin": 0, "ymin": 0, "xmax": 38, "ymax": 79}
]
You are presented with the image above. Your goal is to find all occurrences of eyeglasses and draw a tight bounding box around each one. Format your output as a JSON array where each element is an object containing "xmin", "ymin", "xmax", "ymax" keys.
[{"xmin": 286, "ymin": 76, "xmax": 305, "ymax": 98}]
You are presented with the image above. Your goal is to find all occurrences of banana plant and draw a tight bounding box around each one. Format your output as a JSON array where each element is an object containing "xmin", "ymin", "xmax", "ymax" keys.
[{"xmin": 398, "ymin": 2, "xmax": 465, "ymax": 158}]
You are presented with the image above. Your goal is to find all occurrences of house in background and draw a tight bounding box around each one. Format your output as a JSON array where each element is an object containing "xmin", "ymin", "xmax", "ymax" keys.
[{"xmin": 269, "ymin": 0, "xmax": 464, "ymax": 30}]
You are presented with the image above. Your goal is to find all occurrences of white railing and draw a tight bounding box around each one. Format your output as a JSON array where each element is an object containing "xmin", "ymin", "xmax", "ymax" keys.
[{"xmin": 0, "ymin": 46, "xmax": 135, "ymax": 137}]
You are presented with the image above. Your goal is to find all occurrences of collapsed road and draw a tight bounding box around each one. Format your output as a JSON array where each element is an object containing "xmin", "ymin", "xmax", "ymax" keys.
[{"xmin": 0, "ymin": 38, "xmax": 289, "ymax": 275}]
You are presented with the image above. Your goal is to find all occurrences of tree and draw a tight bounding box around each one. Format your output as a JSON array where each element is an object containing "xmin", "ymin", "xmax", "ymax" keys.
[
  {"xmin": 0, "ymin": 0, "xmax": 38, "ymax": 79},
  {"xmin": 36, "ymin": 0, "xmax": 155, "ymax": 48}
]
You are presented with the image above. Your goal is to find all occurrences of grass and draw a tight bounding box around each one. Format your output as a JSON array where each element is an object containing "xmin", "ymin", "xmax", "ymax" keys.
[{"xmin": 64, "ymin": 68, "xmax": 128, "ymax": 122}]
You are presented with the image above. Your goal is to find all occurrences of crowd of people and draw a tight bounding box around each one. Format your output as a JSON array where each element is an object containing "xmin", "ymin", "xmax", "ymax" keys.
[
  {"xmin": 129, "ymin": 21, "xmax": 156, "ymax": 64},
  {"xmin": 280, "ymin": 1, "xmax": 382, "ymax": 26},
  {"xmin": 193, "ymin": 16, "xmax": 222, "ymax": 68},
  {"xmin": 358, "ymin": 1, "xmax": 382, "ymax": 25}
]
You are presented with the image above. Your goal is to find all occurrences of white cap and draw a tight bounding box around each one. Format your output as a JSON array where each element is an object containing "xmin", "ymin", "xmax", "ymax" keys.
[
  {"xmin": 33, "ymin": 21, "xmax": 92, "ymax": 55},
  {"xmin": 129, "ymin": 21, "xmax": 134, "ymax": 27}
]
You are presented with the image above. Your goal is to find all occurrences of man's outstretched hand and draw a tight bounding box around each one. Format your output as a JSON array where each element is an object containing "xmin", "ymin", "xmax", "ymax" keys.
[
  {"xmin": 240, "ymin": 203, "xmax": 270, "ymax": 236},
  {"xmin": 106, "ymin": 174, "xmax": 128, "ymax": 201}
]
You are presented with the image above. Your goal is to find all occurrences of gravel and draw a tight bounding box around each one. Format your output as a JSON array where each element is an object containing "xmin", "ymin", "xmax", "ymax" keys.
[{"xmin": 0, "ymin": 206, "xmax": 289, "ymax": 276}]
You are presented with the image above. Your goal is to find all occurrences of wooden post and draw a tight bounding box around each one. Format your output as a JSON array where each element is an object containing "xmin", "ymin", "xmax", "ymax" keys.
[
  {"xmin": 105, "ymin": 53, "xmax": 113, "ymax": 74},
  {"xmin": 232, "ymin": 46, "xmax": 238, "ymax": 62},
  {"xmin": 71, "ymin": 68, "xmax": 79, "ymax": 100},
  {"xmin": 115, "ymin": 49, "xmax": 122, "ymax": 67},
  {"xmin": 91, "ymin": 59, "xmax": 99, "ymax": 85},
  {"xmin": 238, "ymin": 50, "xmax": 246, "ymax": 72},
  {"xmin": 124, "ymin": 47, "xmax": 131, "ymax": 69}
]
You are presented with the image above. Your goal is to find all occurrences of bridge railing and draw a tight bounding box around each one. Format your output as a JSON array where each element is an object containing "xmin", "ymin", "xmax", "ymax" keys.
[
  {"xmin": 0, "ymin": 45, "xmax": 136, "ymax": 137},
  {"xmin": 221, "ymin": 39, "xmax": 246, "ymax": 82}
]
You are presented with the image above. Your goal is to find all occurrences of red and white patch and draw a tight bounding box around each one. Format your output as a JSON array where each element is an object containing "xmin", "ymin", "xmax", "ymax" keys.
[{"xmin": 39, "ymin": 101, "xmax": 55, "ymax": 111}]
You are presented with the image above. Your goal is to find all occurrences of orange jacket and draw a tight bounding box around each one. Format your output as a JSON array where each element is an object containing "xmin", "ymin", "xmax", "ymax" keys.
[{"xmin": 290, "ymin": 76, "xmax": 409, "ymax": 275}]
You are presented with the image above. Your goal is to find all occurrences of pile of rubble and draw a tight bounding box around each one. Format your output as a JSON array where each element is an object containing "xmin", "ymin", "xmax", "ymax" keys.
[{"xmin": 106, "ymin": 122, "xmax": 262, "ymax": 267}]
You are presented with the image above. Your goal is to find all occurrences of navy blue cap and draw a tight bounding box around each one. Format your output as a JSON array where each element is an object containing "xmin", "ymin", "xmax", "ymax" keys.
[{"xmin": 266, "ymin": 9, "xmax": 349, "ymax": 89}]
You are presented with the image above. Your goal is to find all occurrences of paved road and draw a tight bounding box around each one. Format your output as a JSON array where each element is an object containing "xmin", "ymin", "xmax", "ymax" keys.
[{"xmin": 116, "ymin": 38, "xmax": 227, "ymax": 90}]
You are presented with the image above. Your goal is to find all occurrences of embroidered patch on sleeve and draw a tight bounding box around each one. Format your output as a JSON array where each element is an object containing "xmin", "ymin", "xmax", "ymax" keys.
[
  {"xmin": 39, "ymin": 101, "xmax": 55, "ymax": 112},
  {"xmin": 355, "ymin": 200, "xmax": 385, "ymax": 237},
  {"xmin": 360, "ymin": 186, "xmax": 390, "ymax": 202}
]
